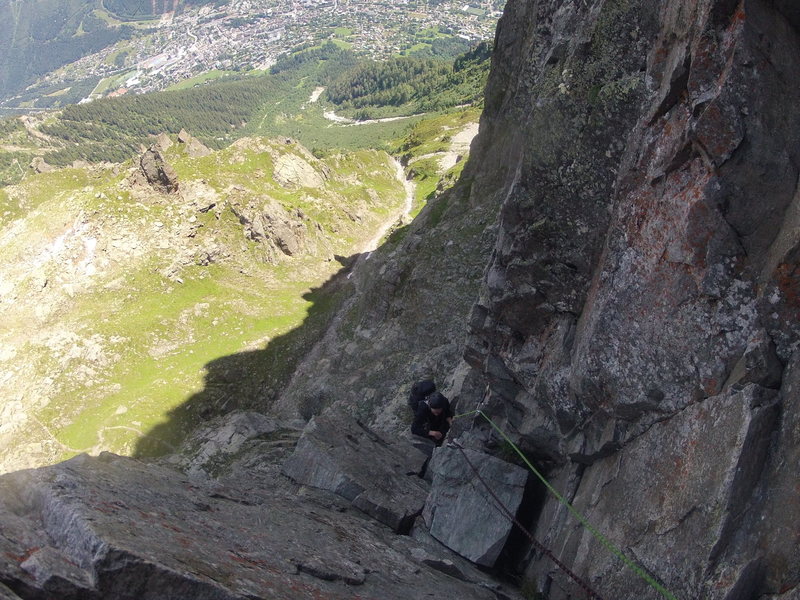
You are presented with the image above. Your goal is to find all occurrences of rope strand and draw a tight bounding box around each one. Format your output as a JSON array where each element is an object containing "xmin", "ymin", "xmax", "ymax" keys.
[{"xmin": 450, "ymin": 409, "xmax": 678, "ymax": 600}]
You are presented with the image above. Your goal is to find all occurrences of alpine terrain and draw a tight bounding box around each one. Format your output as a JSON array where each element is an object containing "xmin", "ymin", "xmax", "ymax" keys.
[{"xmin": 0, "ymin": 0, "xmax": 799, "ymax": 599}]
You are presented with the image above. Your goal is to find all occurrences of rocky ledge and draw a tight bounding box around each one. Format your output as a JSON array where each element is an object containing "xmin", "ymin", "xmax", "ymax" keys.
[
  {"xmin": 0, "ymin": 411, "xmax": 524, "ymax": 600},
  {"xmin": 282, "ymin": 412, "xmax": 430, "ymax": 533}
]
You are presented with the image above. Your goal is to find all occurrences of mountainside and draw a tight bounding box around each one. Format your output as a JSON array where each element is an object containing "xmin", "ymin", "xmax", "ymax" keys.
[
  {"xmin": 1, "ymin": 0, "xmax": 799, "ymax": 599},
  {"xmin": 0, "ymin": 0, "xmax": 132, "ymax": 100},
  {"xmin": 0, "ymin": 133, "xmax": 407, "ymax": 473}
]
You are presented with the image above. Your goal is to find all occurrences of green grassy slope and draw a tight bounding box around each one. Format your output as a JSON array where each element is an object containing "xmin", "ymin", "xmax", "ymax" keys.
[{"xmin": 0, "ymin": 137, "xmax": 405, "ymax": 470}]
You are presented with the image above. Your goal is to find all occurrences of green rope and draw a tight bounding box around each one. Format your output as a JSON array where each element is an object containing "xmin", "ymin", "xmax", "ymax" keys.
[{"xmin": 452, "ymin": 408, "xmax": 678, "ymax": 600}]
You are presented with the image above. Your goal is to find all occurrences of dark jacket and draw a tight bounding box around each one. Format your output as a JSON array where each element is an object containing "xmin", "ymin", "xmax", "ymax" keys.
[{"xmin": 411, "ymin": 397, "xmax": 453, "ymax": 443}]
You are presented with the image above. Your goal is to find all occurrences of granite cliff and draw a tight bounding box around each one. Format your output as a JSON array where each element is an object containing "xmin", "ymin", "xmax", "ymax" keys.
[{"xmin": 1, "ymin": 0, "xmax": 799, "ymax": 599}]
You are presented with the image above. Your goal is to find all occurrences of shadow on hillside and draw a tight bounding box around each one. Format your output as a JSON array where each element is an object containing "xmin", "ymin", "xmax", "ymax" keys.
[{"xmin": 131, "ymin": 251, "xmax": 370, "ymax": 458}]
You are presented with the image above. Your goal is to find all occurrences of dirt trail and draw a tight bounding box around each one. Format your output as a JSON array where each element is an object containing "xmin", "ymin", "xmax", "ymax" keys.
[
  {"xmin": 439, "ymin": 122, "xmax": 479, "ymax": 171},
  {"xmin": 309, "ymin": 87, "xmax": 325, "ymax": 103},
  {"xmin": 323, "ymin": 110, "xmax": 422, "ymax": 126}
]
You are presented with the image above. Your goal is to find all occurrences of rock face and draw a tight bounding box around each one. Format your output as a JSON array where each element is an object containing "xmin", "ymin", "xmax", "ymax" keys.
[
  {"xmin": 28, "ymin": 157, "xmax": 53, "ymax": 174},
  {"xmin": 176, "ymin": 129, "xmax": 212, "ymax": 158},
  {"xmin": 154, "ymin": 132, "xmax": 173, "ymax": 151},
  {"xmin": 0, "ymin": 452, "xmax": 520, "ymax": 600},
  {"xmin": 443, "ymin": 0, "xmax": 800, "ymax": 598},
  {"xmin": 423, "ymin": 446, "xmax": 531, "ymax": 568},
  {"xmin": 229, "ymin": 197, "xmax": 307, "ymax": 260},
  {"xmin": 276, "ymin": 0, "xmax": 800, "ymax": 598},
  {"xmin": 282, "ymin": 412, "xmax": 429, "ymax": 533},
  {"xmin": 525, "ymin": 384, "xmax": 780, "ymax": 599}
]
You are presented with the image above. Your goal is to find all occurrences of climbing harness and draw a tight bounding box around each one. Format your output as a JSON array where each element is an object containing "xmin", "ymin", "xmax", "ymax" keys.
[{"xmin": 451, "ymin": 409, "xmax": 678, "ymax": 600}]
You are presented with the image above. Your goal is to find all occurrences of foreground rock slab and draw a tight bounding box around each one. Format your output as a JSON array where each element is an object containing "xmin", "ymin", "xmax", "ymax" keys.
[
  {"xmin": 423, "ymin": 445, "xmax": 531, "ymax": 567},
  {"xmin": 282, "ymin": 412, "xmax": 430, "ymax": 532},
  {"xmin": 0, "ymin": 453, "xmax": 518, "ymax": 600}
]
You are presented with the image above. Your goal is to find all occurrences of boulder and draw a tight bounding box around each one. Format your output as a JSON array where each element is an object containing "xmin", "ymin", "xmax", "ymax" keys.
[
  {"xmin": 281, "ymin": 412, "xmax": 430, "ymax": 532},
  {"xmin": 176, "ymin": 129, "xmax": 212, "ymax": 157},
  {"xmin": 29, "ymin": 157, "xmax": 54, "ymax": 174},
  {"xmin": 408, "ymin": 524, "xmax": 500, "ymax": 584},
  {"xmin": 176, "ymin": 129, "xmax": 192, "ymax": 144},
  {"xmin": 423, "ymin": 445, "xmax": 531, "ymax": 567},
  {"xmin": 0, "ymin": 453, "xmax": 517, "ymax": 600},
  {"xmin": 154, "ymin": 132, "xmax": 173, "ymax": 151},
  {"xmin": 137, "ymin": 146, "xmax": 178, "ymax": 194}
]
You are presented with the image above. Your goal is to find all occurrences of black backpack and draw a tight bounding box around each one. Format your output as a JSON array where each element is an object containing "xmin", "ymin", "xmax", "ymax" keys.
[{"xmin": 408, "ymin": 380, "xmax": 436, "ymax": 413}]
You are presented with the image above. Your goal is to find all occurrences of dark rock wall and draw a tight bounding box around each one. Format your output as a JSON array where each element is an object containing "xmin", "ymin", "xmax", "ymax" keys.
[
  {"xmin": 456, "ymin": 0, "xmax": 800, "ymax": 598},
  {"xmin": 462, "ymin": 0, "xmax": 661, "ymax": 455}
]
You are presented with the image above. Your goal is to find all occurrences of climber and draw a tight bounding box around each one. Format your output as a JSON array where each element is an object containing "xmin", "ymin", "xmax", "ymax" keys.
[
  {"xmin": 407, "ymin": 379, "xmax": 436, "ymax": 413},
  {"xmin": 411, "ymin": 391, "xmax": 453, "ymax": 446}
]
